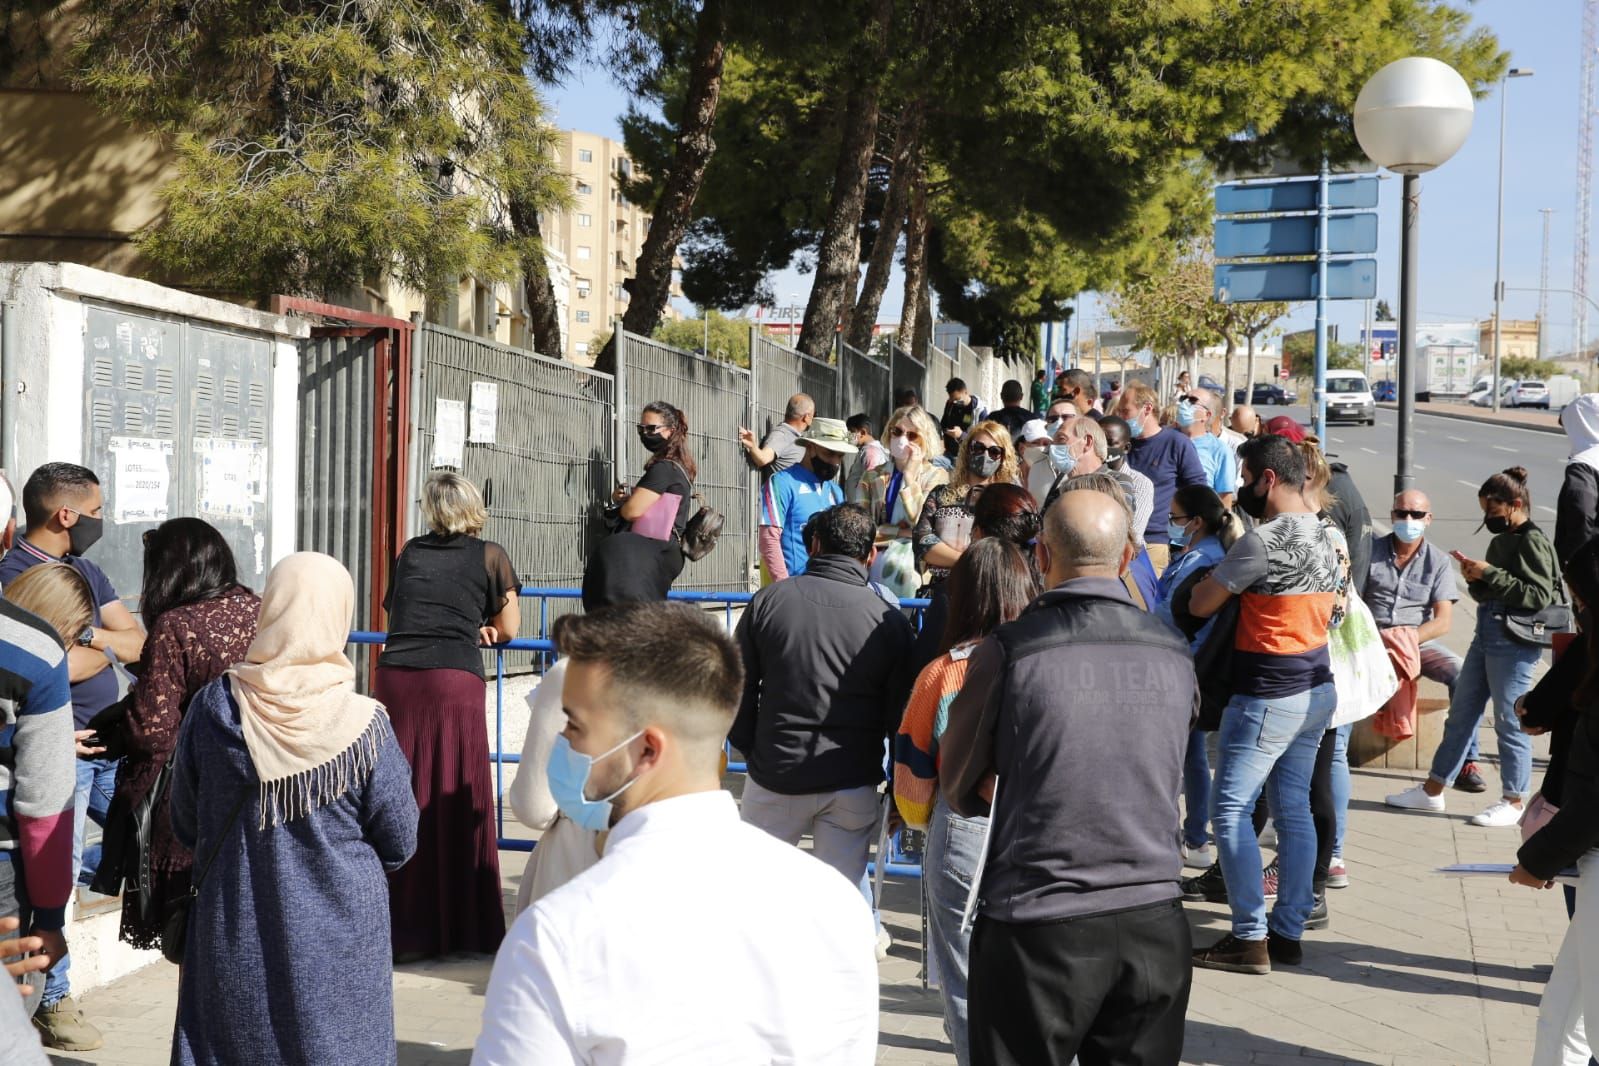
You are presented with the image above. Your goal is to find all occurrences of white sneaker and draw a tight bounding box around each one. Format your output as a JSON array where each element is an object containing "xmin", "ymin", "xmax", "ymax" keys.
[
  {"xmin": 1385, "ymin": 784, "xmax": 1445, "ymax": 812},
  {"xmin": 875, "ymin": 926, "xmax": 892, "ymax": 962},
  {"xmin": 1183, "ymin": 843, "xmax": 1215, "ymax": 869},
  {"xmin": 1258, "ymin": 820, "xmax": 1277, "ymax": 848},
  {"xmin": 1469, "ymin": 799, "xmax": 1524, "ymax": 828}
]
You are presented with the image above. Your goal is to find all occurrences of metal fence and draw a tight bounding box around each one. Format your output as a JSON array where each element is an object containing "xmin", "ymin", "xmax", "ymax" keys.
[
  {"xmin": 412, "ymin": 324, "xmax": 614, "ymax": 659},
  {"xmin": 752, "ymin": 331, "xmax": 841, "ymax": 430},
  {"xmin": 925, "ymin": 343, "xmax": 957, "ymax": 409},
  {"xmin": 839, "ymin": 338, "xmax": 892, "ymax": 428},
  {"xmin": 891, "ymin": 345, "xmax": 924, "ymax": 410},
  {"xmin": 618, "ymin": 329, "xmax": 756, "ymax": 592}
]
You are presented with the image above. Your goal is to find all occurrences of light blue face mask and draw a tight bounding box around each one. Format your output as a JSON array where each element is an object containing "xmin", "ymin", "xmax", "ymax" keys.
[
  {"xmin": 1048, "ymin": 443, "xmax": 1077, "ymax": 475},
  {"xmin": 1126, "ymin": 414, "xmax": 1146, "ymax": 439},
  {"xmin": 1392, "ymin": 518, "xmax": 1427, "ymax": 544},
  {"xmin": 1168, "ymin": 519, "xmax": 1192, "ymax": 548},
  {"xmin": 546, "ymin": 731, "xmax": 644, "ymax": 832},
  {"xmin": 1176, "ymin": 401, "xmax": 1197, "ymax": 428}
]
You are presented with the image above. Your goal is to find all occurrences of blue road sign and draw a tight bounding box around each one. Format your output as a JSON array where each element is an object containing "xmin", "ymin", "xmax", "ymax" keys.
[
  {"xmin": 1215, "ymin": 176, "xmax": 1380, "ymax": 215},
  {"xmin": 1215, "ymin": 213, "xmax": 1379, "ymax": 258},
  {"xmin": 1214, "ymin": 259, "xmax": 1378, "ymax": 303}
]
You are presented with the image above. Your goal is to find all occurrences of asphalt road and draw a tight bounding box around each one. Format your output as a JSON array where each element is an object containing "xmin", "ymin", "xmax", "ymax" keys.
[{"xmin": 1257, "ymin": 403, "xmax": 1572, "ymax": 656}]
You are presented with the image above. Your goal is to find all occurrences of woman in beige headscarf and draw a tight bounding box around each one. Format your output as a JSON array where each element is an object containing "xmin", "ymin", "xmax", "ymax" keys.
[{"xmin": 167, "ymin": 552, "xmax": 418, "ymax": 1066}]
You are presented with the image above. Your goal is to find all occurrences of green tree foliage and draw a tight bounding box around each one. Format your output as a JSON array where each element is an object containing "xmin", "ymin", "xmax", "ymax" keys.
[
  {"xmin": 653, "ymin": 310, "xmax": 755, "ymax": 365},
  {"xmin": 1107, "ymin": 246, "xmax": 1235, "ymax": 360},
  {"xmin": 1283, "ymin": 333, "xmax": 1367, "ymax": 376},
  {"xmin": 1376, "ymin": 299, "xmax": 1396, "ymax": 322},
  {"xmin": 68, "ymin": 0, "xmax": 569, "ymax": 300},
  {"xmin": 1500, "ymin": 356, "xmax": 1559, "ymax": 380}
]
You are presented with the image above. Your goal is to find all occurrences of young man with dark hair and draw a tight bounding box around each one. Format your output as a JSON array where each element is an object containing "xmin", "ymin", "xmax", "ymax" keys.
[
  {"xmin": 1056, "ymin": 367, "xmax": 1102, "ymax": 420},
  {"xmin": 1114, "ymin": 382, "xmax": 1206, "ymax": 573},
  {"xmin": 0, "ymin": 463, "xmax": 144, "ymax": 1051},
  {"xmin": 843, "ymin": 413, "xmax": 890, "ymax": 507},
  {"xmin": 1029, "ymin": 369, "xmax": 1050, "ymax": 416},
  {"xmin": 940, "ymin": 377, "xmax": 987, "ymax": 459},
  {"xmin": 734, "ymin": 504, "xmax": 915, "ymax": 886},
  {"xmin": 990, "ymin": 379, "xmax": 1034, "ymax": 439},
  {"xmin": 473, "ymin": 601, "xmax": 877, "ymax": 1064},
  {"xmin": 1186, "ymin": 434, "xmax": 1346, "ymax": 975}
]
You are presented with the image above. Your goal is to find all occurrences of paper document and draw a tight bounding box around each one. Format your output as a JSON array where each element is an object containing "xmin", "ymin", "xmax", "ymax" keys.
[
  {"xmin": 469, "ymin": 381, "xmax": 499, "ymax": 444},
  {"xmin": 433, "ymin": 399, "xmax": 466, "ymax": 468}
]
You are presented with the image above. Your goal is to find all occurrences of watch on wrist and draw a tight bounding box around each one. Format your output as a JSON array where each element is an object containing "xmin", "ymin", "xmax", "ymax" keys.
[{"xmin": 76, "ymin": 626, "xmax": 95, "ymax": 648}]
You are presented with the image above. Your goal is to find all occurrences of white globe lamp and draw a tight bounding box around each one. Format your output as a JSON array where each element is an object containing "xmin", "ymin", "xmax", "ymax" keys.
[{"xmin": 1353, "ymin": 57, "xmax": 1475, "ymax": 174}]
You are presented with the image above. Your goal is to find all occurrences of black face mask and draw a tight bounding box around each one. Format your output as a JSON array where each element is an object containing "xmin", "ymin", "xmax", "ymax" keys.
[
  {"xmin": 1105, "ymin": 447, "xmax": 1126, "ymax": 469},
  {"xmin": 68, "ymin": 513, "xmax": 103, "ymax": 556},
  {"xmin": 967, "ymin": 451, "xmax": 1001, "ymax": 479},
  {"xmin": 810, "ymin": 456, "xmax": 840, "ymax": 481},
  {"xmin": 1484, "ymin": 514, "xmax": 1511, "ymax": 535},
  {"xmin": 1238, "ymin": 479, "xmax": 1270, "ymax": 520},
  {"xmin": 638, "ymin": 427, "xmax": 669, "ymax": 453}
]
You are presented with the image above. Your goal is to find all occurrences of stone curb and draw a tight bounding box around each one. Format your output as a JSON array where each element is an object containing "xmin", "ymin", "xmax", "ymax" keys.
[{"xmin": 1376, "ymin": 401, "xmax": 1564, "ymax": 436}]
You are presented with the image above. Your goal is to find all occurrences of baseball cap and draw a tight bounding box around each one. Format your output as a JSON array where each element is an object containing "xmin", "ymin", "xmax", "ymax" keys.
[
  {"xmin": 1264, "ymin": 415, "xmax": 1307, "ymax": 443},
  {"xmin": 1018, "ymin": 419, "xmax": 1051, "ymax": 445}
]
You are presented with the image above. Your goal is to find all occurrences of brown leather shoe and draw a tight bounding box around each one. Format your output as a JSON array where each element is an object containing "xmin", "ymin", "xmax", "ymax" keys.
[{"xmin": 1192, "ymin": 934, "xmax": 1270, "ymax": 975}]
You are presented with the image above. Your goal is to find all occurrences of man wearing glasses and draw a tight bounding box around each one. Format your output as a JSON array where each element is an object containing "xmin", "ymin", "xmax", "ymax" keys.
[
  {"xmin": 1364, "ymin": 490, "xmax": 1475, "ymax": 788},
  {"xmin": 1177, "ymin": 390, "xmax": 1237, "ymax": 510}
]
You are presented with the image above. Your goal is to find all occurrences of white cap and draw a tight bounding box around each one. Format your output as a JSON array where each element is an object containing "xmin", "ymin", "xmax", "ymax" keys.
[
  {"xmin": 1018, "ymin": 419, "xmax": 1051, "ymax": 444},
  {"xmin": 0, "ymin": 472, "xmax": 13, "ymax": 522}
]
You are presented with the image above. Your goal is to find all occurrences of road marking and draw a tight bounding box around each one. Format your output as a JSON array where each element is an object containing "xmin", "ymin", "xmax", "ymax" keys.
[
  {"xmin": 1493, "ymin": 445, "xmax": 1517, "ymax": 453},
  {"xmin": 1360, "ymin": 447, "xmax": 1378, "ymax": 454},
  {"xmin": 1539, "ymin": 505, "xmax": 1557, "ymax": 515},
  {"xmin": 1415, "ymin": 464, "xmax": 1427, "ymax": 471},
  {"xmin": 1448, "ymin": 435, "xmax": 1469, "ymax": 443},
  {"xmin": 1458, "ymin": 480, "xmax": 1478, "ymax": 489}
]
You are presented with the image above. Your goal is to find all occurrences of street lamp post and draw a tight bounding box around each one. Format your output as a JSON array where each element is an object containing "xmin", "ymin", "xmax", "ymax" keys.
[
  {"xmin": 1354, "ymin": 57, "xmax": 1476, "ymax": 495},
  {"xmin": 1492, "ymin": 69, "xmax": 1535, "ymax": 412}
]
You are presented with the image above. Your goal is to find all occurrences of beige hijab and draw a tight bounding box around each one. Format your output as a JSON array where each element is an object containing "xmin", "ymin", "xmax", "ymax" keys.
[{"xmin": 228, "ymin": 552, "xmax": 384, "ymax": 827}]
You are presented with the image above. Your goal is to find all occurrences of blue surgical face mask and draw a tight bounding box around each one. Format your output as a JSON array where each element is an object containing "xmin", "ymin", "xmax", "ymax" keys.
[
  {"xmin": 1048, "ymin": 443, "xmax": 1077, "ymax": 476},
  {"xmin": 1176, "ymin": 401, "xmax": 1197, "ymax": 428},
  {"xmin": 1168, "ymin": 519, "xmax": 1192, "ymax": 548},
  {"xmin": 1392, "ymin": 518, "xmax": 1427, "ymax": 544},
  {"xmin": 1125, "ymin": 414, "xmax": 1146, "ymax": 439},
  {"xmin": 546, "ymin": 731, "xmax": 644, "ymax": 832}
]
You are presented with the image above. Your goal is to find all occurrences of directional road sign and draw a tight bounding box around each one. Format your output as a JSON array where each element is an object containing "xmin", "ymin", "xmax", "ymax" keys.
[
  {"xmin": 1214, "ymin": 259, "xmax": 1378, "ymax": 303},
  {"xmin": 1214, "ymin": 213, "xmax": 1379, "ymax": 259},
  {"xmin": 1214, "ymin": 176, "xmax": 1380, "ymax": 215}
]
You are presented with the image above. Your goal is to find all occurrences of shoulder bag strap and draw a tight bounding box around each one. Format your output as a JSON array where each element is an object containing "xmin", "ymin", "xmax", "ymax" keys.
[{"xmin": 191, "ymin": 789, "xmax": 251, "ymax": 893}]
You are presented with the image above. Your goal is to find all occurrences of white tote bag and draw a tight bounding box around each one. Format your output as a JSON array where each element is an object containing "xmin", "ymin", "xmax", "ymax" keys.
[{"xmin": 1327, "ymin": 594, "xmax": 1400, "ymax": 730}]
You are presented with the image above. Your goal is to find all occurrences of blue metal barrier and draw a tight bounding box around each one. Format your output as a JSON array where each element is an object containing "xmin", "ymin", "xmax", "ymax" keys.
[{"xmin": 351, "ymin": 587, "xmax": 930, "ymax": 878}]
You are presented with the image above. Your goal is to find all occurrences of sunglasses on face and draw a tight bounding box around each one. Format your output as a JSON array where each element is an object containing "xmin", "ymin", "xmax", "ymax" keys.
[
  {"xmin": 636, "ymin": 423, "xmax": 665, "ymax": 434},
  {"xmin": 889, "ymin": 427, "xmax": 921, "ymax": 442},
  {"xmin": 1392, "ymin": 509, "xmax": 1429, "ymax": 520},
  {"xmin": 1170, "ymin": 514, "xmax": 1193, "ymax": 525},
  {"xmin": 970, "ymin": 444, "xmax": 1005, "ymax": 461},
  {"xmin": 1179, "ymin": 394, "xmax": 1204, "ymax": 405}
]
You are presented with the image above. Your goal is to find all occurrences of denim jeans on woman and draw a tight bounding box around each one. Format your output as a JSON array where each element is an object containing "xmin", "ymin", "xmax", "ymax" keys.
[
  {"xmin": 1211, "ymin": 682, "xmax": 1337, "ymax": 942},
  {"xmin": 924, "ymin": 796, "xmax": 986, "ymax": 1066},
  {"xmin": 1426, "ymin": 606, "xmax": 1542, "ymax": 798}
]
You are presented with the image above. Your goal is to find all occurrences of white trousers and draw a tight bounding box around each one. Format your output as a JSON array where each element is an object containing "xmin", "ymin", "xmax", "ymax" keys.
[{"xmin": 1533, "ymin": 850, "xmax": 1599, "ymax": 1066}]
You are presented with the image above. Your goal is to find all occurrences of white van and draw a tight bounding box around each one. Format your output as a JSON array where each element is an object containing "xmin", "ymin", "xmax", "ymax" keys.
[{"xmin": 1325, "ymin": 369, "xmax": 1376, "ymax": 425}]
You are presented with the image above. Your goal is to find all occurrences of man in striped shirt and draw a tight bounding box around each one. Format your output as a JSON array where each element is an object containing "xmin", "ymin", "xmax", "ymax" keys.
[{"xmin": 0, "ymin": 472, "xmax": 77, "ymax": 1012}]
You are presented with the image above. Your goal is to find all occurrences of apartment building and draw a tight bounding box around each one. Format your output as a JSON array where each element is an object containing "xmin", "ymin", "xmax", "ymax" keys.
[{"xmin": 545, "ymin": 130, "xmax": 680, "ymax": 364}]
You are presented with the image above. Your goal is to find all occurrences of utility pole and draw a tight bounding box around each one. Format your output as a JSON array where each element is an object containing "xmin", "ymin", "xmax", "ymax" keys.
[{"xmin": 1540, "ymin": 207, "xmax": 1555, "ymax": 360}]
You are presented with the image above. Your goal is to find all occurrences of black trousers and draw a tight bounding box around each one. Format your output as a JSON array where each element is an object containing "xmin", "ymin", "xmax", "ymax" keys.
[
  {"xmin": 1251, "ymin": 727, "xmax": 1338, "ymax": 894},
  {"xmin": 969, "ymin": 899, "xmax": 1192, "ymax": 1066}
]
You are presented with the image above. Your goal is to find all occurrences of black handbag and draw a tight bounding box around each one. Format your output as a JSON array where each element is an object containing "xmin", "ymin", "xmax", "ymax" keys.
[
  {"xmin": 680, "ymin": 494, "xmax": 724, "ymax": 561},
  {"xmin": 1502, "ymin": 603, "xmax": 1572, "ymax": 648},
  {"xmin": 161, "ymin": 786, "xmax": 248, "ymax": 965}
]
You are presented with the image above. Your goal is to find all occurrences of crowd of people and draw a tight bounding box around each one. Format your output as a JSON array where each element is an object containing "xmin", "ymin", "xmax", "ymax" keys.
[{"xmin": 3, "ymin": 379, "xmax": 1599, "ymax": 1065}]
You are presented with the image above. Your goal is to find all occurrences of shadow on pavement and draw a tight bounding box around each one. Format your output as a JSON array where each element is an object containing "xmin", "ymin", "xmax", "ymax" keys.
[
  {"xmin": 1183, "ymin": 1021, "xmax": 1385, "ymax": 1065},
  {"xmin": 398, "ymin": 1041, "xmax": 472, "ymax": 1064}
]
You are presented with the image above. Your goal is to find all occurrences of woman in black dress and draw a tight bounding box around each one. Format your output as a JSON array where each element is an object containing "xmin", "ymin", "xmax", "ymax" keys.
[
  {"xmin": 582, "ymin": 400, "xmax": 698, "ymax": 610},
  {"xmin": 378, "ymin": 471, "xmax": 519, "ymax": 960}
]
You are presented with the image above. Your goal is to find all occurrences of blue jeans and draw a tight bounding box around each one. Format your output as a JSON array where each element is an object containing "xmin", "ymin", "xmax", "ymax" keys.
[
  {"xmin": 1182, "ymin": 730, "xmax": 1210, "ymax": 849},
  {"xmin": 43, "ymin": 756, "xmax": 117, "ymax": 1006},
  {"xmin": 1211, "ymin": 683, "xmax": 1336, "ymax": 941},
  {"xmin": 924, "ymin": 797, "xmax": 985, "ymax": 1066},
  {"xmin": 1426, "ymin": 609, "xmax": 1541, "ymax": 799},
  {"xmin": 1330, "ymin": 723, "xmax": 1351, "ymax": 858}
]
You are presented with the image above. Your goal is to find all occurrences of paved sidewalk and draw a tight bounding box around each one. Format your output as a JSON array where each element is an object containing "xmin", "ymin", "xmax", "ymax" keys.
[
  {"xmin": 1379, "ymin": 399, "xmax": 1565, "ymax": 435},
  {"xmin": 43, "ymin": 727, "xmax": 1568, "ymax": 1065}
]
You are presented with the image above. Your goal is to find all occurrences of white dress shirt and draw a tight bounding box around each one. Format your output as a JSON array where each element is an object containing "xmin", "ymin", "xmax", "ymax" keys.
[{"xmin": 472, "ymin": 789, "xmax": 879, "ymax": 1066}]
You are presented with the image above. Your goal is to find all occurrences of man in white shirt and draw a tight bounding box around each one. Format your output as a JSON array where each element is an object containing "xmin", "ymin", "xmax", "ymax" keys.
[{"xmin": 472, "ymin": 602, "xmax": 879, "ymax": 1066}]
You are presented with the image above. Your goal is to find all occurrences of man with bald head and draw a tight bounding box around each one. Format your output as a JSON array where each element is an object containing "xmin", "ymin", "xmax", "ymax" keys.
[
  {"xmin": 1366, "ymin": 489, "xmax": 1472, "ymax": 790},
  {"xmin": 739, "ymin": 393, "xmax": 815, "ymax": 477},
  {"xmin": 940, "ymin": 489, "xmax": 1198, "ymax": 1064}
]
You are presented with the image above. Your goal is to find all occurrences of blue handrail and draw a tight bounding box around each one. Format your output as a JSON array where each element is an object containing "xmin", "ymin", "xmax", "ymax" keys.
[{"xmin": 351, "ymin": 586, "xmax": 927, "ymax": 879}]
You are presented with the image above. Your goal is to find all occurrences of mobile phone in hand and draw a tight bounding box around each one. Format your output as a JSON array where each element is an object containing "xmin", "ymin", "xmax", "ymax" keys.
[{"xmin": 1449, "ymin": 549, "xmax": 1467, "ymax": 562}]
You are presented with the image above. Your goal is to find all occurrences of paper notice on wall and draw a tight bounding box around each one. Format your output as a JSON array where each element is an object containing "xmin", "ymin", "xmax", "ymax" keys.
[
  {"xmin": 469, "ymin": 382, "xmax": 499, "ymax": 444},
  {"xmin": 196, "ymin": 438, "xmax": 262, "ymax": 521},
  {"xmin": 434, "ymin": 398, "xmax": 467, "ymax": 468},
  {"xmin": 108, "ymin": 437, "xmax": 173, "ymax": 524}
]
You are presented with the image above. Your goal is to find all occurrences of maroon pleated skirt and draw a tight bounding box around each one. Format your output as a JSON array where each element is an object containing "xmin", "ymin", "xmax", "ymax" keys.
[{"xmin": 378, "ymin": 665, "xmax": 506, "ymax": 956}]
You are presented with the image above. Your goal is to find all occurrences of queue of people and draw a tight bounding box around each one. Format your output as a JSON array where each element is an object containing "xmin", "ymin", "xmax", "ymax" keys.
[{"xmin": 5, "ymin": 377, "xmax": 1599, "ymax": 1066}]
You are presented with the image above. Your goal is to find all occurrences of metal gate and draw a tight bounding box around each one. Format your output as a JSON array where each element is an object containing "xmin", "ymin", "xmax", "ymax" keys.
[
  {"xmin": 82, "ymin": 303, "xmax": 274, "ymax": 606},
  {"xmin": 839, "ymin": 338, "xmax": 891, "ymax": 429},
  {"xmin": 752, "ymin": 332, "xmax": 840, "ymax": 429}
]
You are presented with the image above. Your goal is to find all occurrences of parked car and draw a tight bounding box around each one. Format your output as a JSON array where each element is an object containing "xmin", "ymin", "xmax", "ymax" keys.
[
  {"xmin": 1282, "ymin": 383, "xmax": 1299, "ymax": 404},
  {"xmin": 1325, "ymin": 369, "xmax": 1377, "ymax": 425},
  {"xmin": 1469, "ymin": 381, "xmax": 1514, "ymax": 408},
  {"xmin": 1232, "ymin": 382, "xmax": 1288, "ymax": 405},
  {"xmin": 1509, "ymin": 380, "xmax": 1549, "ymax": 408},
  {"xmin": 1197, "ymin": 375, "xmax": 1224, "ymax": 393},
  {"xmin": 1373, "ymin": 379, "xmax": 1397, "ymax": 402}
]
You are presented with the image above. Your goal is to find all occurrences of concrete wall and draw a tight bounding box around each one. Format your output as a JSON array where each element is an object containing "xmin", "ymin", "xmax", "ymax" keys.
[{"xmin": 0, "ymin": 261, "xmax": 304, "ymax": 585}]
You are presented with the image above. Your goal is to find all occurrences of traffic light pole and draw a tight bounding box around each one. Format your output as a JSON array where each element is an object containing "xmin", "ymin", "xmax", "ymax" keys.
[
  {"xmin": 1395, "ymin": 174, "xmax": 1419, "ymax": 495},
  {"xmin": 1312, "ymin": 158, "xmax": 1330, "ymax": 441}
]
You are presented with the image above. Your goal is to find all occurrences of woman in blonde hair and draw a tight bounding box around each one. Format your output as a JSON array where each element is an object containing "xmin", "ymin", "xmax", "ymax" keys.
[
  {"xmin": 912, "ymin": 420, "xmax": 1020, "ymax": 591},
  {"xmin": 1, "ymin": 563, "xmax": 94, "ymax": 646},
  {"xmin": 379, "ymin": 471, "xmax": 519, "ymax": 960},
  {"xmin": 867, "ymin": 404, "xmax": 949, "ymax": 599}
]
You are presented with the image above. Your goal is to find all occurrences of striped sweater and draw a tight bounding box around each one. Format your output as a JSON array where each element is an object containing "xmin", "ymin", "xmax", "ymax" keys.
[
  {"xmin": 892, "ymin": 644, "xmax": 978, "ymax": 830},
  {"xmin": 0, "ymin": 597, "xmax": 76, "ymax": 929}
]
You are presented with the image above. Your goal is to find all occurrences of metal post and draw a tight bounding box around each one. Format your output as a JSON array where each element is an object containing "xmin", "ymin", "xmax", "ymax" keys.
[
  {"xmin": 1313, "ymin": 157, "xmax": 1330, "ymax": 441},
  {"xmin": 612, "ymin": 318, "xmax": 628, "ymax": 490},
  {"xmin": 0, "ymin": 301, "xmax": 18, "ymax": 476},
  {"xmin": 1540, "ymin": 208, "xmax": 1554, "ymax": 361},
  {"xmin": 1492, "ymin": 76, "xmax": 1509, "ymax": 412},
  {"xmin": 1396, "ymin": 174, "xmax": 1420, "ymax": 495},
  {"xmin": 1363, "ymin": 298, "xmax": 1373, "ymax": 382}
]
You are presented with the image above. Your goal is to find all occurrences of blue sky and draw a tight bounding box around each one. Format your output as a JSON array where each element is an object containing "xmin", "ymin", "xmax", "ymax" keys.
[{"xmin": 546, "ymin": 0, "xmax": 1587, "ymax": 353}]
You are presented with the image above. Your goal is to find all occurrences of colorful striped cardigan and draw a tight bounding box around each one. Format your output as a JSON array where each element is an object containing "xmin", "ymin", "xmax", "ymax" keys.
[{"xmin": 892, "ymin": 643, "xmax": 979, "ymax": 830}]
